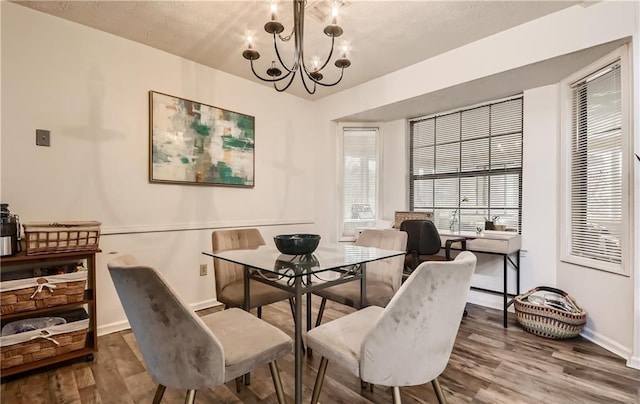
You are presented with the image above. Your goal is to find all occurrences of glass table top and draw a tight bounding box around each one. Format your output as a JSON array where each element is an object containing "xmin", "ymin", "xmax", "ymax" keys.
[{"xmin": 203, "ymin": 243, "xmax": 405, "ymax": 278}]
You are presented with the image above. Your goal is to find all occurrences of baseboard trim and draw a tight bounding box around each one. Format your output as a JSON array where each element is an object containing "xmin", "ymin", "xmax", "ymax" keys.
[
  {"xmin": 579, "ymin": 326, "xmax": 633, "ymax": 365},
  {"xmin": 467, "ymin": 289, "xmax": 515, "ymax": 312},
  {"xmin": 627, "ymin": 355, "xmax": 640, "ymax": 369},
  {"xmin": 97, "ymin": 319, "xmax": 130, "ymax": 337},
  {"xmin": 468, "ymin": 291, "xmax": 637, "ymax": 368},
  {"xmin": 192, "ymin": 299, "xmax": 223, "ymax": 312},
  {"xmin": 97, "ymin": 299, "xmax": 222, "ymax": 336}
]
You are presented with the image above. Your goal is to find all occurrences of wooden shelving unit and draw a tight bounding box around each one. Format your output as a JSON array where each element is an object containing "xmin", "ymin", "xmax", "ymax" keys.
[{"xmin": 0, "ymin": 249, "xmax": 99, "ymax": 377}]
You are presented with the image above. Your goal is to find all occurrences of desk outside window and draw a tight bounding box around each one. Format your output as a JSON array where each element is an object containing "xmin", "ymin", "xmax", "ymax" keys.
[{"xmin": 438, "ymin": 230, "xmax": 521, "ymax": 328}]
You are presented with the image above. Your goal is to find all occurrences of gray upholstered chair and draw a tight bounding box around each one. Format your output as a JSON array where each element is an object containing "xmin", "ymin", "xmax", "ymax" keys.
[
  {"xmin": 313, "ymin": 229, "xmax": 407, "ymax": 326},
  {"xmin": 107, "ymin": 254, "xmax": 292, "ymax": 404},
  {"xmin": 306, "ymin": 251, "xmax": 477, "ymax": 404},
  {"xmin": 212, "ymin": 228, "xmax": 294, "ymax": 318}
]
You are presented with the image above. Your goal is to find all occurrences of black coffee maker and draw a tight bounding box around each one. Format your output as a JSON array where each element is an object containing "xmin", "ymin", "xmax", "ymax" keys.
[{"xmin": 0, "ymin": 203, "xmax": 21, "ymax": 257}]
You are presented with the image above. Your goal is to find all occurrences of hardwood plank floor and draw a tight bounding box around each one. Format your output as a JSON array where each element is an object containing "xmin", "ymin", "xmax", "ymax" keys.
[{"xmin": 1, "ymin": 299, "xmax": 639, "ymax": 403}]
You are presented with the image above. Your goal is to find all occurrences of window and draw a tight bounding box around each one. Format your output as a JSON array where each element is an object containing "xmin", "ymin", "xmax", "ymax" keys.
[
  {"xmin": 409, "ymin": 97, "xmax": 523, "ymax": 233},
  {"xmin": 340, "ymin": 126, "xmax": 379, "ymax": 239},
  {"xmin": 561, "ymin": 46, "xmax": 631, "ymax": 275}
]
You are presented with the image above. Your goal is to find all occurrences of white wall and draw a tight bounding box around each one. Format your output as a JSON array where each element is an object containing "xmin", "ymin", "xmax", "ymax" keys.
[
  {"xmin": 313, "ymin": 1, "xmax": 638, "ymax": 362},
  {"xmin": 521, "ymin": 85, "xmax": 560, "ymax": 290},
  {"xmin": 381, "ymin": 119, "xmax": 407, "ymax": 221},
  {"xmin": 0, "ymin": 2, "xmax": 318, "ymax": 333},
  {"xmin": 319, "ymin": 2, "xmax": 637, "ymax": 123}
]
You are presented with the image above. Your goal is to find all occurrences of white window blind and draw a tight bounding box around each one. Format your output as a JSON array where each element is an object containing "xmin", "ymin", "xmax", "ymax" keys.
[
  {"xmin": 341, "ymin": 127, "xmax": 378, "ymax": 238},
  {"xmin": 409, "ymin": 97, "xmax": 523, "ymax": 233},
  {"xmin": 568, "ymin": 61, "xmax": 623, "ymax": 266}
]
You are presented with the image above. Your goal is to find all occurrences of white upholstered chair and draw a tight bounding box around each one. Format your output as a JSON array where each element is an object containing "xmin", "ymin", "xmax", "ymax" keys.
[
  {"xmin": 212, "ymin": 228, "xmax": 294, "ymax": 318},
  {"xmin": 313, "ymin": 229, "xmax": 407, "ymax": 325},
  {"xmin": 306, "ymin": 251, "xmax": 477, "ymax": 404},
  {"xmin": 108, "ymin": 254, "xmax": 292, "ymax": 404}
]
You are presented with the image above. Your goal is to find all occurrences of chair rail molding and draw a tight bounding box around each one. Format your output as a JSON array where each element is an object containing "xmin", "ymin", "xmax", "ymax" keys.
[{"xmin": 101, "ymin": 218, "xmax": 315, "ymax": 235}]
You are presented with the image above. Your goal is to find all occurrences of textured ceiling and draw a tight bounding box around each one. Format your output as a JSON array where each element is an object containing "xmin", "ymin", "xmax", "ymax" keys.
[{"xmin": 14, "ymin": 1, "xmax": 580, "ymax": 100}]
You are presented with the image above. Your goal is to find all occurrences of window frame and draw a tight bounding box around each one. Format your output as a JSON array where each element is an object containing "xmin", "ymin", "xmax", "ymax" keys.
[
  {"xmin": 408, "ymin": 96, "xmax": 524, "ymax": 234},
  {"xmin": 337, "ymin": 123, "xmax": 382, "ymax": 242},
  {"xmin": 559, "ymin": 45, "xmax": 632, "ymax": 275}
]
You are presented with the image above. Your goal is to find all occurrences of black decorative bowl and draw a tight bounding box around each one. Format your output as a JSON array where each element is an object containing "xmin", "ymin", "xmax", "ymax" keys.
[{"xmin": 274, "ymin": 234, "xmax": 321, "ymax": 255}]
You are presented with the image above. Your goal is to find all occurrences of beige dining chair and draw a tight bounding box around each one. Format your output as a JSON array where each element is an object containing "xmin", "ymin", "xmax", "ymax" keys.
[
  {"xmin": 306, "ymin": 251, "xmax": 477, "ymax": 404},
  {"xmin": 313, "ymin": 229, "xmax": 407, "ymax": 326},
  {"xmin": 107, "ymin": 254, "xmax": 292, "ymax": 404},
  {"xmin": 212, "ymin": 228, "xmax": 294, "ymax": 318}
]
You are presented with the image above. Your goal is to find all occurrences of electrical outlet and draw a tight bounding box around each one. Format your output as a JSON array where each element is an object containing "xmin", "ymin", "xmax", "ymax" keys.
[
  {"xmin": 520, "ymin": 249, "xmax": 528, "ymax": 258},
  {"xmin": 199, "ymin": 264, "xmax": 208, "ymax": 276},
  {"xmin": 36, "ymin": 129, "xmax": 51, "ymax": 147}
]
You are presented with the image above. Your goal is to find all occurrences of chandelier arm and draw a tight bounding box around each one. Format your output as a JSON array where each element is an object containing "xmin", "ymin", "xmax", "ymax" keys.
[
  {"xmin": 312, "ymin": 35, "xmax": 336, "ymax": 74},
  {"xmin": 308, "ymin": 67, "xmax": 345, "ymax": 87},
  {"xmin": 249, "ymin": 60, "xmax": 295, "ymax": 83},
  {"xmin": 273, "ymin": 69, "xmax": 299, "ymax": 92},
  {"xmin": 298, "ymin": 69, "xmax": 318, "ymax": 94},
  {"xmin": 272, "ymin": 33, "xmax": 295, "ymax": 73}
]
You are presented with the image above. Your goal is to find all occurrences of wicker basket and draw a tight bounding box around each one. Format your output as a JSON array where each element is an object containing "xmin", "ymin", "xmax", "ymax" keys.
[
  {"xmin": 1, "ymin": 311, "xmax": 89, "ymax": 369},
  {"xmin": 0, "ymin": 272, "xmax": 87, "ymax": 315},
  {"xmin": 23, "ymin": 221, "xmax": 101, "ymax": 255},
  {"xmin": 513, "ymin": 286, "xmax": 587, "ymax": 339}
]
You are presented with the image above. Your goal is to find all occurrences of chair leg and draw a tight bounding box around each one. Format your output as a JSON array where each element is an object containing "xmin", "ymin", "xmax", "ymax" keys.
[
  {"xmin": 257, "ymin": 306, "xmax": 263, "ymax": 318},
  {"xmin": 184, "ymin": 390, "xmax": 197, "ymax": 404},
  {"xmin": 359, "ymin": 380, "xmax": 374, "ymax": 391},
  {"xmin": 152, "ymin": 384, "xmax": 166, "ymax": 404},
  {"xmin": 235, "ymin": 376, "xmax": 242, "ymax": 392},
  {"xmin": 315, "ymin": 297, "xmax": 327, "ymax": 327},
  {"xmin": 392, "ymin": 386, "xmax": 402, "ymax": 404},
  {"xmin": 431, "ymin": 378, "xmax": 447, "ymax": 404},
  {"xmin": 311, "ymin": 357, "xmax": 329, "ymax": 404},
  {"xmin": 269, "ymin": 361, "xmax": 286, "ymax": 404}
]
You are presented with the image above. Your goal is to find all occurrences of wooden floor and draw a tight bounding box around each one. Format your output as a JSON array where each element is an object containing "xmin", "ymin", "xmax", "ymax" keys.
[{"xmin": 2, "ymin": 299, "xmax": 639, "ymax": 404}]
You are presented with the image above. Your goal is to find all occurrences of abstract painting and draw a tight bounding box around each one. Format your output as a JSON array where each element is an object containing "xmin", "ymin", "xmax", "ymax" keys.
[{"xmin": 149, "ymin": 91, "xmax": 255, "ymax": 187}]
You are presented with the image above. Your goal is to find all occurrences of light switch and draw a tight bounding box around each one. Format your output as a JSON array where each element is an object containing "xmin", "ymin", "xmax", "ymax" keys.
[{"xmin": 36, "ymin": 129, "xmax": 50, "ymax": 147}]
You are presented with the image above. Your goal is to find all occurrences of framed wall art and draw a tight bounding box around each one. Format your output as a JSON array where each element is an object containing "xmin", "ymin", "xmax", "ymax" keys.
[{"xmin": 149, "ymin": 91, "xmax": 255, "ymax": 187}]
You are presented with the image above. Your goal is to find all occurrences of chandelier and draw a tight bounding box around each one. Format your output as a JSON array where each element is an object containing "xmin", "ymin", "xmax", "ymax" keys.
[{"xmin": 242, "ymin": 0, "xmax": 351, "ymax": 94}]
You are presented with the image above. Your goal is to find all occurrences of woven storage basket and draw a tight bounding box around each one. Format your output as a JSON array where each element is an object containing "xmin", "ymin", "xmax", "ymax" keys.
[
  {"xmin": 0, "ymin": 272, "xmax": 87, "ymax": 315},
  {"xmin": 514, "ymin": 286, "xmax": 586, "ymax": 339},
  {"xmin": 23, "ymin": 221, "xmax": 101, "ymax": 255},
  {"xmin": 1, "ymin": 311, "xmax": 89, "ymax": 369}
]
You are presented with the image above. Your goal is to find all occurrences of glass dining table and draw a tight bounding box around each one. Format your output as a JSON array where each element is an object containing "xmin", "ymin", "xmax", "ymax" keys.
[{"xmin": 203, "ymin": 243, "xmax": 405, "ymax": 404}]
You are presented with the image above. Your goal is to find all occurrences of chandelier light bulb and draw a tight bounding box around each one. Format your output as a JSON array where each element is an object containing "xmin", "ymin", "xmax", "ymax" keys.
[
  {"xmin": 270, "ymin": 1, "xmax": 278, "ymax": 21},
  {"xmin": 341, "ymin": 42, "xmax": 348, "ymax": 58},
  {"xmin": 331, "ymin": 5, "xmax": 339, "ymax": 25}
]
